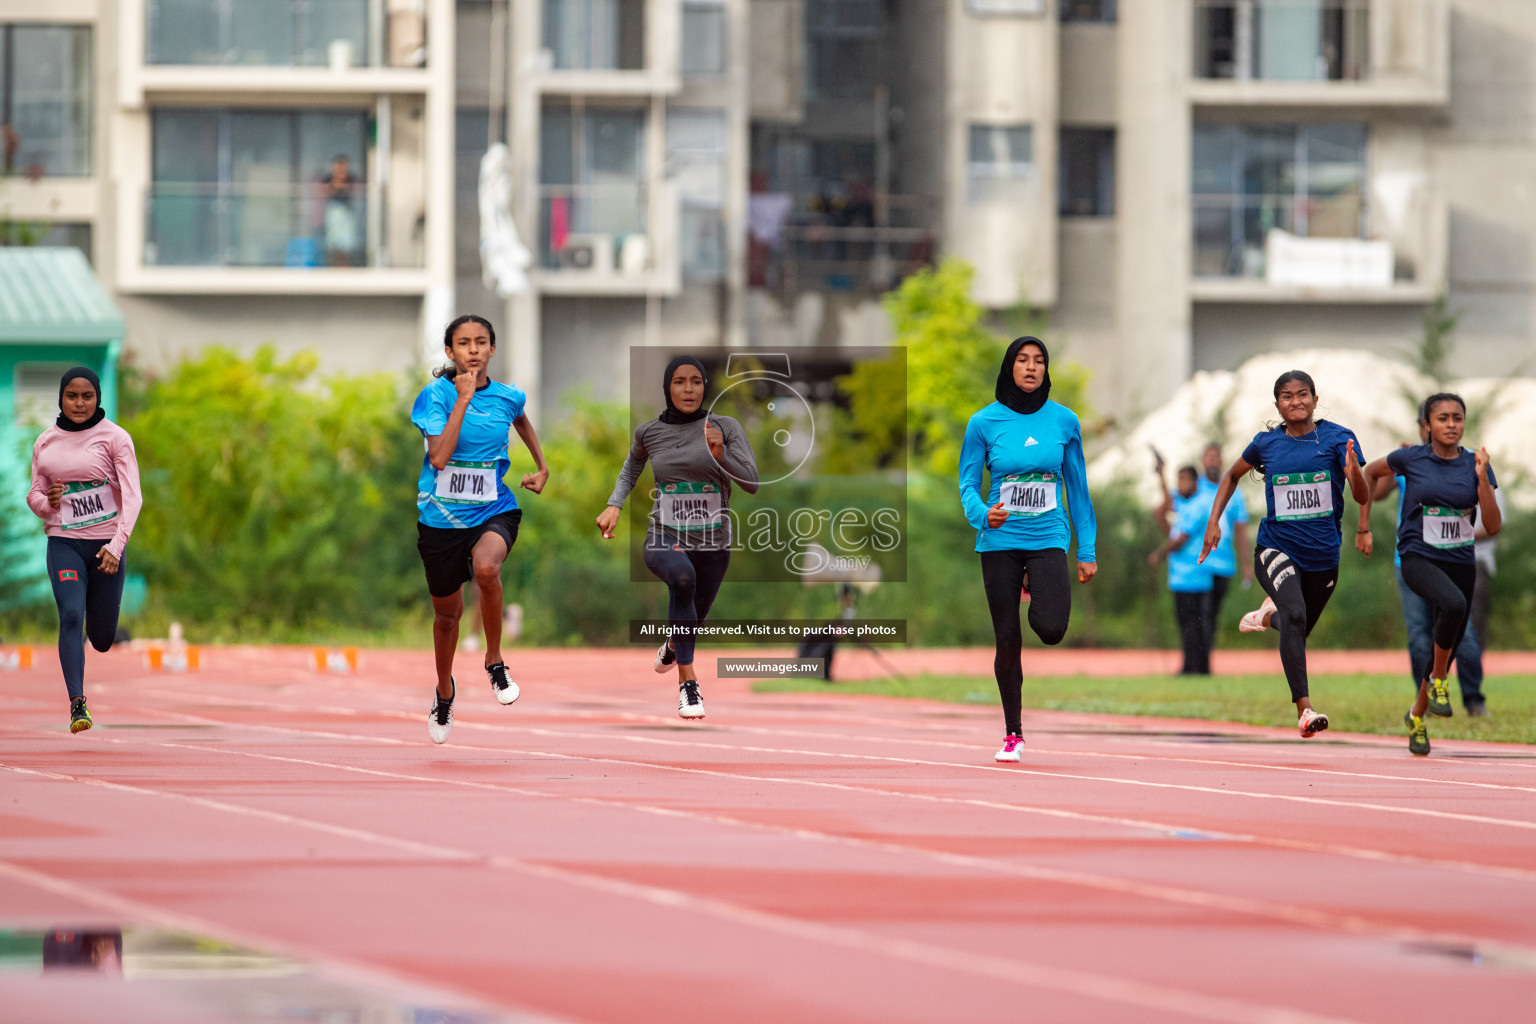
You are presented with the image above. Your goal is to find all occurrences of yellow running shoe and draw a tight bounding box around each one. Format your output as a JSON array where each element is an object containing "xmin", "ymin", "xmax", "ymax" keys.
[
  {"xmin": 1404, "ymin": 710, "xmax": 1429, "ymax": 757},
  {"xmin": 69, "ymin": 697, "xmax": 92, "ymax": 734},
  {"xmin": 1425, "ymin": 677, "xmax": 1453, "ymax": 718}
]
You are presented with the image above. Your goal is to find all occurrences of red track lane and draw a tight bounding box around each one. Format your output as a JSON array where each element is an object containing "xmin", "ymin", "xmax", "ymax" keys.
[{"xmin": 3, "ymin": 644, "xmax": 1536, "ymax": 1023}]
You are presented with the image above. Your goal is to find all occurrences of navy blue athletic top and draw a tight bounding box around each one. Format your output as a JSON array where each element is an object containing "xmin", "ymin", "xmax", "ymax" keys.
[
  {"xmin": 1241, "ymin": 420, "xmax": 1363, "ymax": 572},
  {"xmin": 1387, "ymin": 444, "xmax": 1496, "ymax": 566}
]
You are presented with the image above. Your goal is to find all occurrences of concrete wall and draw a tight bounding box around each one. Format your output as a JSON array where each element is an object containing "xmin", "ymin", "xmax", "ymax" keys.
[{"xmin": 116, "ymin": 295, "xmax": 426, "ymax": 373}]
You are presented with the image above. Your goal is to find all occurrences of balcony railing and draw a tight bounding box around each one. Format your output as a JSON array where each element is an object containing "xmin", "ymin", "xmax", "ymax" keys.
[
  {"xmin": 143, "ymin": 183, "xmax": 421, "ymax": 269},
  {"xmin": 146, "ymin": 0, "xmax": 427, "ymax": 68},
  {"xmin": 537, "ymin": 184, "xmax": 651, "ymax": 273},
  {"xmin": 751, "ymin": 193, "xmax": 938, "ymax": 295},
  {"xmin": 1193, "ymin": 187, "xmax": 1443, "ymax": 292},
  {"xmin": 1192, "ymin": 0, "xmax": 1445, "ymax": 94}
]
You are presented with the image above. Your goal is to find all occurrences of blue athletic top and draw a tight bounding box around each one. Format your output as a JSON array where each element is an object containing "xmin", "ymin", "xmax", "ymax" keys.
[
  {"xmin": 1196, "ymin": 475, "xmax": 1248, "ymax": 578},
  {"xmin": 411, "ymin": 376, "xmax": 527, "ymax": 529},
  {"xmin": 1387, "ymin": 444, "xmax": 1496, "ymax": 566},
  {"xmin": 1241, "ymin": 420, "xmax": 1363, "ymax": 572},
  {"xmin": 959, "ymin": 400, "xmax": 1097, "ymax": 560},
  {"xmin": 1168, "ymin": 492, "xmax": 1215, "ymax": 593}
]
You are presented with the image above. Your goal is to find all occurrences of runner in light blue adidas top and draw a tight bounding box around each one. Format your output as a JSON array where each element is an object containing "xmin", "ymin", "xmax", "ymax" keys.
[
  {"xmin": 959, "ymin": 337, "xmax": 1098, "ymax": 764},
  {"xmin": 410, "ymin": 314, "xmax": 549, "ymax": 744}
]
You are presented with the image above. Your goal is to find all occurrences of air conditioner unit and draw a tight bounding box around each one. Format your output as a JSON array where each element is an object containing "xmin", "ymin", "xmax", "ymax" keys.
[{"xmin": 561, "ymin": 233, "xmax": 613, "ymax": 272}]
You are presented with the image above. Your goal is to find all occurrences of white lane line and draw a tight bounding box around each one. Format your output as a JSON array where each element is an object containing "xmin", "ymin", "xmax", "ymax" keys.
[
  {"xmin": 123, "ymin": 684, "xmax": 1536, "ymax": 792},
  {"xmin": 91, "ymin": 732, "xmax": 1536, "ymax": 960},
  {"xmin": 0, "ymin": 761, "xmax": 1358, "ymax": 1024},
  {"xmin": 91, "ymin": 706, "xmax": 1536, "ymax": 887},
  {"xmin": 0, "ymin": 858, "xmax": 582, "ymax": 1024}
]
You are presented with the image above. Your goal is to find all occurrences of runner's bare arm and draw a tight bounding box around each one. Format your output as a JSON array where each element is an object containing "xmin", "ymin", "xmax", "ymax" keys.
[
  {"xmin": 1475, "ymin": 448, "xmax": 1501, "ymax": 536},
  {"xmin": 512, "ymin": 414, "xmax": 550, "ymax": 493},
  {"xmin": 1343, "ymin": 439, "xmax": 1369, "ymax": 505},
  {"xmin": 426, "ymin": 373, "xmax": 479, "ymax": 470}
]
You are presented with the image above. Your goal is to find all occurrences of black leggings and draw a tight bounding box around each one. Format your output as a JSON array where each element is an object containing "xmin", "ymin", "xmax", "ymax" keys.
[
  {"xmin": 980, "ymin": 548, "xmax": 1071, "ymax": 735},
  {"xmin": 1400, "ymin": 555, "xmax": 1476, "ymax": 661},
  {"xmin": 1254, "ymin": 546, "xmax": 1337, "ymax": 703},
  {"xmin": 46, "ymin": 536, "xmax": 127, "ymax": 702},
  {"xmin": 643, "ymin": 540, "xmax": 730, "ymax": 667}
]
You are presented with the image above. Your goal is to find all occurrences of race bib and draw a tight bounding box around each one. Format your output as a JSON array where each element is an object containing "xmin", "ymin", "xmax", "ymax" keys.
[
  {"xmin": 1423, "ymin": 506, "xmax": 1474, "ymax": 550},
  {"xmin": 59, "ymin": 480, "xmax": 118, "ymax": 530},
  {"xmin": 1272, "ymin": 472, "xmax": 1333, "ymax": 521},
  {"xmin": 434, "ymin": 460, "xmax": 498, "ymax": 505},
  {"xmin": 999, "ymin": 473, "xmax": 1059, "ymax": 518},
  {"xmin": 659, "ymin": 481, "xmax": 723, "ymax": 531}
]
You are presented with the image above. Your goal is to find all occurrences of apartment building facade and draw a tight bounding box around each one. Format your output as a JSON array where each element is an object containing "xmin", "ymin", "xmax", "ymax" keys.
[{"xmin": 2, "ymin": 0, "xmax": 1532, "ymax": 420}]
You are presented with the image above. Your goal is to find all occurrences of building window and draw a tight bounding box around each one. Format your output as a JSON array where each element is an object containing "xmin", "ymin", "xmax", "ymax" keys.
[
  {"xmin": 539, "ymin": 101, "xmax": 647, "ymax": 271},
  {"xmin": 543, "ymin": 0, "xmax": 645, "ymax": 71},
  {"xmin": 147, "ymin": 108, "xmax": 368, "ymax": 268},
  {"xmin": 147, "ymin": 0, "xmax": 371, "ymax": 67},
  {"xmin": 0, "ymin": 24, "xmax": 92, "ymax": 177},
  {"xmin": 1061, "ymin": 0, "xmax": 1116, "ymax": 22},
  {"xmin": 668, "ymin": 109, "xmax": 727, "ymax": 279},
  {"xmin": 681, "ymin": 1, "xmax": 728, "ymax": 77},
  {"xmin": 1193, "ymin": 1, "xmax": 1365, "ymax": 81},
  {"xmin": 1192, "ymin": 121, "xmax": 1366, "ymax": 277},
  {"xmin": 805, "ymin": 0, "xmax": 882, "ymax": 101},
  {"xmin": 967, "ymin": 124, "xmax": 1034, "ymax": 206},
  {"xmin": 1059, "ymin": 128, "xmax": 1114, "ymax": 217},
  {"xmin": 968, "ymin": 0, "xmax": 1045, "ymax": 16}
]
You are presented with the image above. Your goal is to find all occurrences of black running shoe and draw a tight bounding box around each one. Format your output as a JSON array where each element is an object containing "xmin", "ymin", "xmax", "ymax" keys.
[
  {"xmin": 69, "ymin": 697, "xmax": 92, "ymax": 734},
  {"xmin": 428, "ymin": 678, "xmax": 455, "ymax": 744},
  {"xmin": 1425, "ymin": 677, "xmax": 1453, "ymax": 718},
  {"xmin": 486, "ymin": 662, "xmax": 519, "ymax": 705},
  {"xmin": 1405, "ymin": 710, "xmax": 1429, "ymax": 757},
  {"xmin": 678, "ymin": 680, "xmax": 705, "ymax": 720}
]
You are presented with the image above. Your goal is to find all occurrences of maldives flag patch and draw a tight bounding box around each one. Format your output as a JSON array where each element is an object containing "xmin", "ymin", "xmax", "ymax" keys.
[{"xmin": 58, "ymin": 570, "xmax": 79, "ymax": 582}]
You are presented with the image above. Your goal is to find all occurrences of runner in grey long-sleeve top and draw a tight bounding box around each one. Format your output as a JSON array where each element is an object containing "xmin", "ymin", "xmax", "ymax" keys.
[{"xmin": 597, "ymin": 355, "xmax": 759, "ymax": 719}]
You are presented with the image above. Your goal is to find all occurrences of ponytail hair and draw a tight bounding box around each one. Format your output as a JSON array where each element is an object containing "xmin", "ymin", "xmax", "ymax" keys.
[{"xmin": 434, "ymin": 314, "xmax": 497, "ymax": 379}]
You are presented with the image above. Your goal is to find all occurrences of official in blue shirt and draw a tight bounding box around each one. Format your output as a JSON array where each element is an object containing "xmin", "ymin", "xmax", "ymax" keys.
[
  {"xmin": 1361, "ymin": 392, "xmax": 1500, "ymax": 756},
  {"xmin": 1199, "ymin": 442, "xmax": 1252, "ymax": 642},
  {"xmin": 1200, "ymin": 370, "xmax": 1369, "ymax": 739},
  {"xmin": 959, "ymin": 337, "xmax": 1098, "ymax": 762},
  {"xmin": 410, "ymin": 315, "xmax": 550, "ymax": 744},
  {"xmin": 1150, "ymin": 466, "xmax": 1215, "ymax": 675}
]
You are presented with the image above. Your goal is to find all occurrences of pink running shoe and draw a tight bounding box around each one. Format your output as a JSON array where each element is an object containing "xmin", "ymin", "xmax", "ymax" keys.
[
  {"xmin": 1298, "ymin": 708, "xmax": 1329, "ymax": 738},
  {"xmin": 1240, "ymin": 597, "xmax": 1276, "ymax": 633},
  {"xmin": 995, "ymin": 734, "xmax": 1025, "ymax": 762}
]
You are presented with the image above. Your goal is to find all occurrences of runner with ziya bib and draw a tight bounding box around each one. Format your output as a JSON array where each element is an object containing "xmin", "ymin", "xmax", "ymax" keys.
[
  {"xmin": 26, "ymin": 367, "xmax": 143, "ymax": 734},
  {"xmin": 1200, "ymin": 369, "xmax": 1368, "ymax": 738},
  {"xmin": 959, "ymin": 337, "xmax": 1098, "ymax": 763},
  {"xmin": 1359, "ymin": 392, "xmax": 1499, "ymax": 756},
  {"xmin": 411, "ymin": 315, "xmax": 549, "ymax": 744},
  {"xmin": 596, "ymin": 355, "xmax": 758, "ymax": 720}
]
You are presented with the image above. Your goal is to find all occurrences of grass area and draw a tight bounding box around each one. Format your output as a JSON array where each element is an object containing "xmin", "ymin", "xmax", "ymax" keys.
[{"xmin": 754, "ymin": 673, "xmax": 1536, "ymax": 745}]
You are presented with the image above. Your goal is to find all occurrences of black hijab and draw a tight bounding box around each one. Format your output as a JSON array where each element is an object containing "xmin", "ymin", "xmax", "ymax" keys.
[
  {"xmin": 57, "ymin": 366, "xmax": 106, "ymax": 432},
  {"xmin": 995, "ymin": 337, "xmax": 1051, "ymax": 416},
  {"xmin": 659, "ymin": 356, "xmax": 709, "ymax": 424}
]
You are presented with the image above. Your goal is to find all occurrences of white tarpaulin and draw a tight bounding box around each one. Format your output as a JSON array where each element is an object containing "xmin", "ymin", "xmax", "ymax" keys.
[{"xmin": 478, "ymin": 143, "xmax": 531, "ymax": 296}]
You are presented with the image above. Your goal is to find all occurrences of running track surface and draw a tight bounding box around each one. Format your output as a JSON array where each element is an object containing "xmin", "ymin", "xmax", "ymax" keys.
[{"xmin": 4, "ymin": 645, "xmax": 1536, "ymax": 1023}]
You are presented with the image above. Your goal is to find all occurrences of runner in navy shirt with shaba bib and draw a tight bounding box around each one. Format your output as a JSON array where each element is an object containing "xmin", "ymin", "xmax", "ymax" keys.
[
  {"xmin": 1360, "ymin": 392, "xmax": 1500, "ymax": 756},
  {"xmin": 1200, "ymin": 370, "xmax": 1369, "ymax": 739}
]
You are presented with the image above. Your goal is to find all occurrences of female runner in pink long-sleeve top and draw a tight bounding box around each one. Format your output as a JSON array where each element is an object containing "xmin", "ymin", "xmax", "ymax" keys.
[{"xmin": 26, "ymin": 366, "xmax": 143, "ymax": 733}]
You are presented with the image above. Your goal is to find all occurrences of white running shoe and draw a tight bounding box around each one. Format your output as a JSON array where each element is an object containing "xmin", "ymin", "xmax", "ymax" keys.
[
  {"xmin": 653, "ymin": 641, "xmax": 677, "ymax": 674},
  {"xmin": 428, "ymin": 678, "xmax": 455, "ymax": 744},
  {"xmin": 1239, "ymin": 597, "xmax": 1276, "ymax": 633},
  {"xmin": 1298, "ymin": 708, "xmax": 1329, "ymax": 738},
  {"xmin": 486, "ymin": 662, "xmax": 519, "ymax": 705},
  {"xmin": 995, "ymin": 734, "xmax": 1025, "ymax": 762},
  {"xmin": 678, "ymin": 680, "xmax": 706, "ymax": 719}
]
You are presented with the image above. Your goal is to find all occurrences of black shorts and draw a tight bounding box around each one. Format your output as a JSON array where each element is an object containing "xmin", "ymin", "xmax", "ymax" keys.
[{"xmin": 416, "ymin": 509, "xmax": 522, "ymax": 599}]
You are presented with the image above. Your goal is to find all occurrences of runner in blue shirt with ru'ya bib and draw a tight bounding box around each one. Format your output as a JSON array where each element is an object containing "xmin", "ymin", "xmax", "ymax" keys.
[
  {"xmin": 410, "ymin": 315, "xmax": 550, "ymax": 745},
  {"xmin": 1360, "ymin": 392, "xmax": 1501, "ymax": 756},
  {"xmin": 959, "ymin": 337, "xmax": 1098, "ymax": 764},
  {"xmin": 1199, "ymin": 370, "xmax": 1369, "ymax": 739}
]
